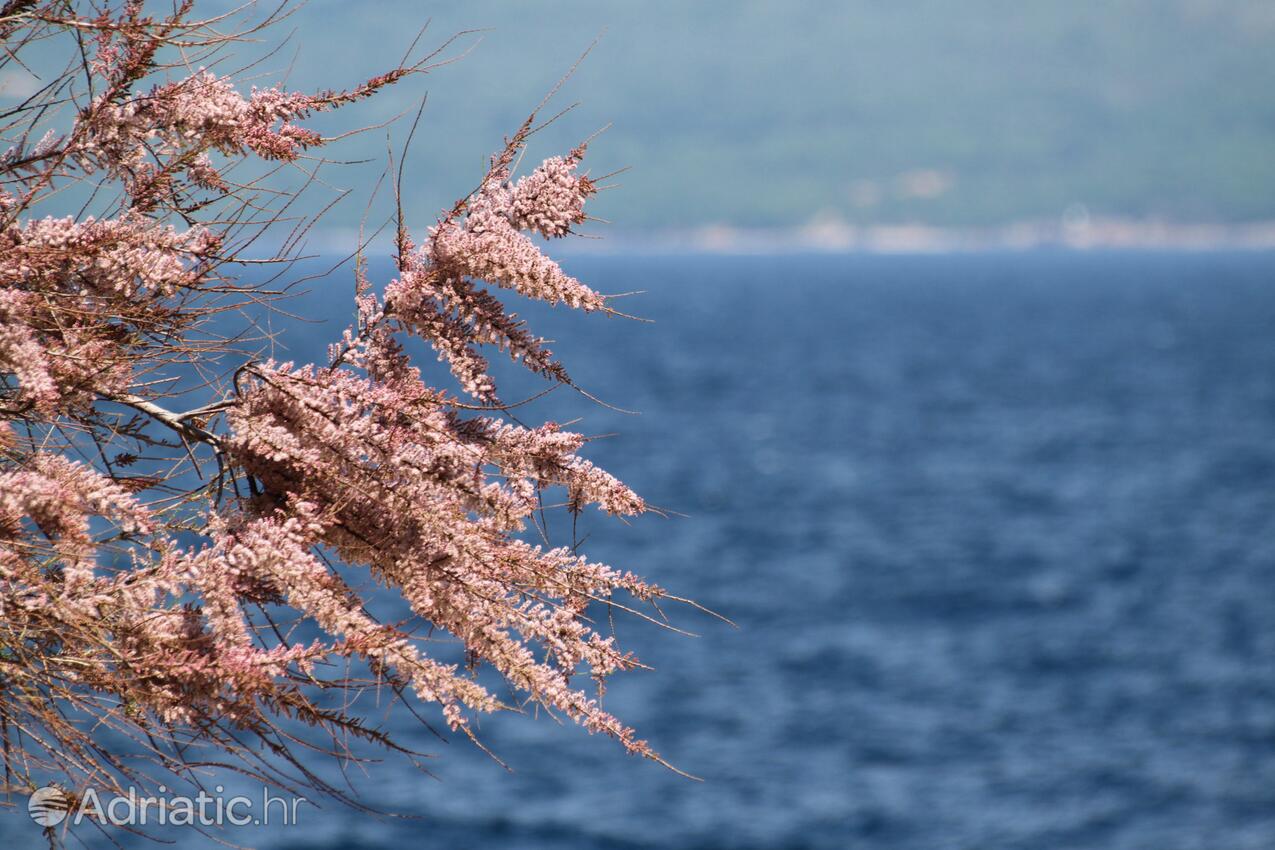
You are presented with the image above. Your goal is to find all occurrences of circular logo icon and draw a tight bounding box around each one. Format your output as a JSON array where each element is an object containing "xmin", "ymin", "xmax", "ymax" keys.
[{"xmin": 28, "ymin": 786, "xmax": 69, "ymax": 827}]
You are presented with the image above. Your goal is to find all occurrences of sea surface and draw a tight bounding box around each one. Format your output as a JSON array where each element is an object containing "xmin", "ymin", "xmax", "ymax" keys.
[{"xmin": 8, "ymin": 251, "xmax": 1275, "ymax": 849}]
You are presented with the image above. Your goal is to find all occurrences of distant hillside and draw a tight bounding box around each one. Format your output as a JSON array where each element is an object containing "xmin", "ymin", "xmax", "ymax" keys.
[{"xmin": 44, "ymin": 1, "xmax": 1275, "ymax": 231}]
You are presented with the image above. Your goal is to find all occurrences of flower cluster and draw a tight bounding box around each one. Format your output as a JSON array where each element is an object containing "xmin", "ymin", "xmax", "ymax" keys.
[
  {"xmin": 429, "ymin": 160, "xmax": 607, "ymax": 312},
  {"xmin": 380, "ymin": 147, "xmax": 607, "ymax": 400},
  {"xmin": 510, "ymin": 151, "xmax": 596, "ymax": 237},
  {"xmin": 0, "ymin": 453, "xmax": 152, "ymax": 589},
  {"xmin": 82, "ymin": 70, "xmax": 321, "ymax": 170},
  {"xmin": 1, "ymin": 213, "xmax": 217, "ymax": 297},
  {"xmin": 0, "ymin": 212, "xmax": 218, "ymax": 414},
  {"xmin": 221, "ymin": 357, "xmax": 655, "ymax": 747}
]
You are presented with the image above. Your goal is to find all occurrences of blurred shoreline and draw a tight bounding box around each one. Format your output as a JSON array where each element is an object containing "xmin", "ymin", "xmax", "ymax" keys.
[
  {"xmin": 555, "ymin": 217, "xmax": 1275, "ymax": 255},
  {"xmin": 314, "ymin": 219, "xmax": 1275, "ymax": 257}
]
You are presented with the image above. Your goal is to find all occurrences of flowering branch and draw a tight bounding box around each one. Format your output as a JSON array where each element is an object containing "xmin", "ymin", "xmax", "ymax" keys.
[{"xmin": 0, "ymin": 0, "xmax": 691, "ymax": 829}]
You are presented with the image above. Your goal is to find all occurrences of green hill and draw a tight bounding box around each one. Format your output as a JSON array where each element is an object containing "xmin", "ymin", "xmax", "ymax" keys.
[{"xmin": 80, "ymin": 2, "xmax": 1275, "ymax": 229}]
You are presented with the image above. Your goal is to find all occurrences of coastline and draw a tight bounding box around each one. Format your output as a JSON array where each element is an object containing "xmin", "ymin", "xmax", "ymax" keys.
[
  {"xmin": 554, "ymin": 218, "xmax": 1275, "ymax": 255},
  {"xmin": 308, "ymin": 218, "xmax": 1275, "ymax": 258}
]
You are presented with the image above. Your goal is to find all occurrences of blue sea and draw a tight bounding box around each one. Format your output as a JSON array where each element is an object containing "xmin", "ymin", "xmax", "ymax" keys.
[{"xmin": 9, "ymin": 251, "xmax": 1275, "ymax": 849}]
